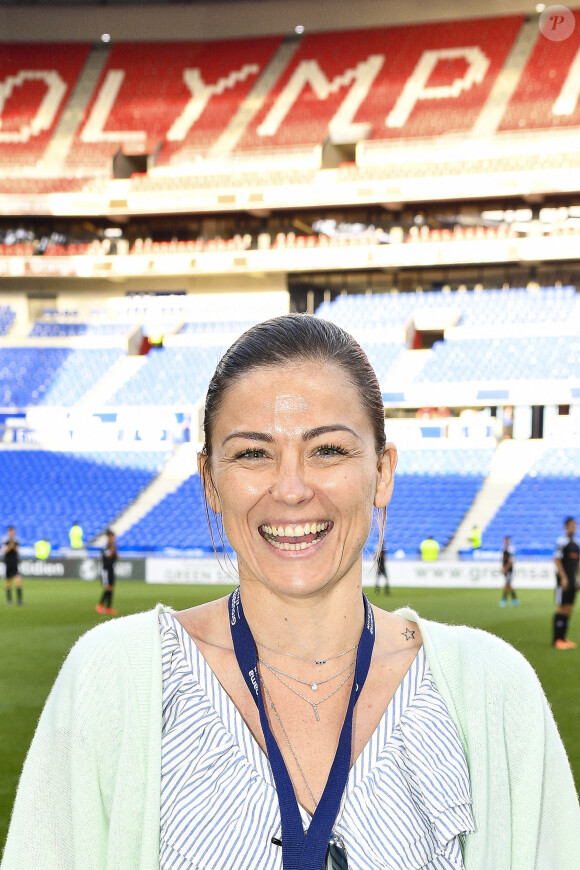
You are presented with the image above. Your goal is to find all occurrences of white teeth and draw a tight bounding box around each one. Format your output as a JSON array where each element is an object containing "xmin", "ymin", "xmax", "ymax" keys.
[
  {"xmin": 260, "ymin": 521, "xmax": 331, "ymax": 546},
  {"xmin": 269, "ymin": 540, "xmax": 313, "ymax": 551},
  {"xmin": 261, "ymin": 521, "xmax": 330, "ymax": 538}
]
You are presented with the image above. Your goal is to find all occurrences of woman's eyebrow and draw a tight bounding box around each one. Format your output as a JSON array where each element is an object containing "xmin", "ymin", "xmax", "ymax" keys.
[
  {"xmin": 222, "ymin": 424, "xmax": 359, "ymax": 447},
  {"xmin": 302, "ymin": 424, "xmax": 359, "ymax": 441},
  {"xmin": 222, "ymin": 430, "xmax": 274, "ymax": 446}
]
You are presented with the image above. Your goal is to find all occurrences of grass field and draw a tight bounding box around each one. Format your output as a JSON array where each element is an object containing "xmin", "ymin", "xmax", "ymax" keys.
[{"xmin": 1, "ymin": 578, "xmax": 579, "ymax": 850}]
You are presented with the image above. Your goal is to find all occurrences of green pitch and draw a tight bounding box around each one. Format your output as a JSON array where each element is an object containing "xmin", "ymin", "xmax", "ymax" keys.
[{"xmin": 1, "ymin": 579, "xmax": 578, "ymax": 850}]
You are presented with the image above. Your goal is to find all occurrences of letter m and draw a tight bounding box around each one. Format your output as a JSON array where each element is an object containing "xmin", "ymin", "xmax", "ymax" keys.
[{"xmin": 257, "ymin": 55, "xmax": 384, "ymax": 141}]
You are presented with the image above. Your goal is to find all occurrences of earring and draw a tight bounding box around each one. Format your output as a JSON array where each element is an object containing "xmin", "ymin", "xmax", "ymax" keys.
[{"xmin": 268, "ymin": 487, "xmax": 273, "ymax": 494}]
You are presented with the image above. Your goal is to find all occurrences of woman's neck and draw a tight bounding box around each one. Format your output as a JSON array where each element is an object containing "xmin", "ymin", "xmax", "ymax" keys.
[{"xmin": 238, "ymin": 580, "xmax": 366, "ymax": 662}]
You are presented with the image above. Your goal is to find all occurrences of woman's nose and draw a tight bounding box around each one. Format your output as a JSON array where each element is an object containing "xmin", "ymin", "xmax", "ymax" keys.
[{"xmin": 268, "ymin": 459, "xmax": 314, "ymax": 504}]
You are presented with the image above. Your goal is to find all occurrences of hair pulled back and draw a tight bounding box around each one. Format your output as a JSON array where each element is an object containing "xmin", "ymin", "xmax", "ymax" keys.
[{"xmin": 202, "ymin": 313, "xmax": 386, "ymax": 461}]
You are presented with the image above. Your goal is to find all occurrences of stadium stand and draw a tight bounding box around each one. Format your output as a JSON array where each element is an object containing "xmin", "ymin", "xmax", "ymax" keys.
[
  {"xmin": 29, "ymin": 321, "xmax": 132, "ymax": 337},
  {"xmin": 0, "ymin": 347, "xmax": 123, "ymax": 407},
  {"xmin": 116, "ymin": 472, "xmax": 218, "ymax": 553},
  {"xmin": 105, "ymin": 346, "xmax": 222, "ymax": 406},
  {"xmin": 0, "ymin": 449, "xmax": 165, "ymax": 547},
  {"xmin": 482, "ymin": 447, "xmax": 580, "ymax": 555},
  {"xmin": 237, "ymin": 17, "xmax": 523, "ymax": 150},
  {"xmin": 0, "ymin": 42, "xmax": 90, "ymax": 173},
  {"xmin": 372, "ymin": 447, "xmax": 494, "ymax": 557},
  {"xmin": 0, "ymin": 12, "xmax": 579, "ymax": 201},
  {"xmin": 414, "ymin": 335, "xmax": 580, "ymax": 384},
  {"xmin": 65, "ymin": 37, "xmax": 282, "ymax": 175},
  {"xmin": 0, "ymin": 306, "xmax": 15, "ymax": 336},
  {"xmin": 316, "ymin": 285, "xmax": 578, "ymax": 330},
  {"xmin": 179, "ymin": 319, "xmax": 258, "ymax": 335},
  {"xmin": 499, "ymin": 8, "xmax": 580, "ymax": 133}
]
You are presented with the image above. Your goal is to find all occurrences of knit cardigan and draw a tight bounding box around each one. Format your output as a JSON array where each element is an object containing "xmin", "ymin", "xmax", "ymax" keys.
[{"xmin": 2, "ymin": 606, "xmax": 579, "ymax": 870}]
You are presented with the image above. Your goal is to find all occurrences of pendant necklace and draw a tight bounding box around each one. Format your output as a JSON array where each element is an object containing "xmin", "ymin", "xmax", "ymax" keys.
[
  {"xmin": 260, "ymin": 658, "xmax": 356, "ymax": 721},
  {"xmin": 258, "ymin": 655, "xmax": 356, "ymax": 692}
]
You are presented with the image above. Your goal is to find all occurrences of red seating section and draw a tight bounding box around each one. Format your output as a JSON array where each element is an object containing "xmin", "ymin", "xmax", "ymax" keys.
[
  {"xmin": 0, "ymin": 43, "xmax": 90, "ymax": 170},
  {"xmin": 65, "ymin": 37, "xmax": 282, "ymax": 174},
  {"xmin": 499, "ymin": 9, "xmax": 580, "ymax": 132},
  {"xmin": 237, "ymin": 17, "xmax": 524, "ymax": 150},
  {"xmin": 2, "ymin": 15, "xmax": 580, "ymax": 185}
]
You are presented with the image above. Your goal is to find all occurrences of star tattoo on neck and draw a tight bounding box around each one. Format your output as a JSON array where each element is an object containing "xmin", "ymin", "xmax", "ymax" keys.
[{"xmin": 402, "ymin": 628, "xmax": 416, "ymax": 641}]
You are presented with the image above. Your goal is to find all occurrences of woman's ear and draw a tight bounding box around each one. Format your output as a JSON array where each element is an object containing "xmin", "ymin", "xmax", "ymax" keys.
[
  {"xmin": 374, "ymin": 444, "xmax": 397, "ymax": 509},
  {"xmin": 198, "ymin": 453, "xmax": 221, "ymax": 514}
]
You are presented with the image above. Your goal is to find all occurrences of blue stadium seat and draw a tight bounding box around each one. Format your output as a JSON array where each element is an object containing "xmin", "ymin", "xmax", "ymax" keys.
[
  {"xmin": 106, "ymin": 346, "xmax": 223, "ymax": 406},
  {"xmin": 0, "ymin": 450, "xmax": 166, "ymax": 547},
  {"xmin": 368, "ymin": 448, "xmax": 495, "ymax": 557},
  {"xmin": 0, "ymin": 305, "xmax": 15, "ymax": 336},
  {"xmin": 117, "ymin": 473, "xmax": 221, "ymax": 553},
  {"xmin": 483, "ymin": 447, "xmax": 580, "ymax": 555},
  {"xmin": 0, "ymin": 348, "xmax": 122, "ymax": 407}
]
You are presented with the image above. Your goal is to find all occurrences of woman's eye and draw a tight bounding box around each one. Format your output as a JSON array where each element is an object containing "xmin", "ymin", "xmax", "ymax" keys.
[
  {"xmin": 315, "ymin": 444, "xmax": 347, "ymax": 457},
  {"xmin": 236, "ymin": 448, "xmax": 266, "ymax": 459}
]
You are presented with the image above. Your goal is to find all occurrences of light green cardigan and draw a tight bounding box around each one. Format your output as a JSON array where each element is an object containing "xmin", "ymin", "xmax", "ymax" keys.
[{"xmin": 2, "ymin": 607, "xmax": 580, "ymax": 869}]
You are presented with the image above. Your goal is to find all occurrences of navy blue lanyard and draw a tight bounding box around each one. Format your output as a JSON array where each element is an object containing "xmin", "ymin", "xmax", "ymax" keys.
[{"xmin": 229, "ymin": 587, "xmax": 375, "ymax": 870}]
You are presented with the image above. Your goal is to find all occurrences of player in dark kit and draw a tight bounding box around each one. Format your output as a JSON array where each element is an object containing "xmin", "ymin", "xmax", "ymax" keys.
[
  {"xmin": 499, "ymin": 535, "xmax": 518, "ymax": 606},
  {"xmin": 96, "ymin": 529, "xmax": 118, "ymax": 616},
  {"xmin": 553, "ymin": 517, "xmax": 579, "ymax": 650},
  {"xmin": 3, "ymin": 525, "xmax": 23, "ymax": 605}
]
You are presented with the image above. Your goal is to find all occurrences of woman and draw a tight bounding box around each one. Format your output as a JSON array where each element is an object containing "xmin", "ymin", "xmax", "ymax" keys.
[{"xmin": 2, "ymin": 314, "xmax": 579, "ymax": 870}]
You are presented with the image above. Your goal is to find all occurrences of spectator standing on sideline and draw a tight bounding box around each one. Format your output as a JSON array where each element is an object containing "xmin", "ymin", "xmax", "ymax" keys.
[
  {"xmin": 3, "ymin": 525, "xmax": 22, "ymax": 605},
  {"xmin": 469, "ymin": 525, "xmax": 482, "ymax": 551},
  {"xmin": 34, "ymin": 538, "xmax": 51, "ymax": 560},
  {"xmin": 420, "ymin": 535, "xmax": 440, "ymax": 561},
  {"xmin": 499, "ymin": 536, "xmax": 518, "ymax": 607},
  {"xmin": 69, "ymin": 521, "xmax": 84, "ymax": 551},
  {"xmin": 375, "ymin": 544, "xmax": 390, "ymax": 594},
  {"xmin": 553, "ymin": 517, "xmax": 579, "ymax": 650},
  {"xmin": 96, "ymin": 529, "xmax": 118, "ymax": 616}
]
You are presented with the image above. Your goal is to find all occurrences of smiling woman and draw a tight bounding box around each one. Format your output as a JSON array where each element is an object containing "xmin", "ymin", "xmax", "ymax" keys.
[
  {"xmin": 199, "ymin": 357, "xmax": 393, "ymax": 602},
  {"xmin": 2, "ymin": 315, "xmax": 580, "ymax": 870}
]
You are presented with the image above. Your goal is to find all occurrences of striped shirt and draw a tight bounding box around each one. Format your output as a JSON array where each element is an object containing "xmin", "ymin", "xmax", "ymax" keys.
[{"xmin": 159, "ymin": 611, "xmax": 474, "ymax": 870}]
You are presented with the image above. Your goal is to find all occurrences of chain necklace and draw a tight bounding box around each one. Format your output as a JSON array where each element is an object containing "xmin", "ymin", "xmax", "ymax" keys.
[
  {"xmin": 258, "ymin": 655, "xmax": 356, "ymax": 692},
  {"xmin": 261, "ymin": 678, "xmax": 320, "ymax": 810},
  {"xmin": 261, "ymin": 659, "xmax": 356, "ymax": 721},
  {"xmin": 257, "ymin": 639, "xmax": 359, "ymax": 666}
]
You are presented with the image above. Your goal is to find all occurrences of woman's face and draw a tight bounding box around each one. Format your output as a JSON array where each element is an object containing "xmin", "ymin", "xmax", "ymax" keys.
[{"xmin": 202, "ymin": 361, "xmax": 396, "ymax": 599}]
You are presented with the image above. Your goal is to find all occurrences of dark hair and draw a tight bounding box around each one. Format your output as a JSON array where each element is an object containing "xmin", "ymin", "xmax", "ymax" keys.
[
  {"xmin": 564, "ymin": 517, "xmax": 576, "ymax": 526},
  {"xmin": 201, "ymin": 313, "xmax": 388, "ymax": 556}
]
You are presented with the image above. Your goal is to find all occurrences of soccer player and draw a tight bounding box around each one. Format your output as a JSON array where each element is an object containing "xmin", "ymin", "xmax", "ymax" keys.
[
  {"xmin": 553, "ymin": 517, "xmax": 579, "ymax": 649},
  {"xmin": 3, "ymin": 525, "xmax": 23, "ymax": 605},
  {"xmin": 499, "ymin": 535, "xmax": 518, "ymax": 606},
  {"xmin": 96, "ymin": 529, "xmax": 118, "ymax": 616}
]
